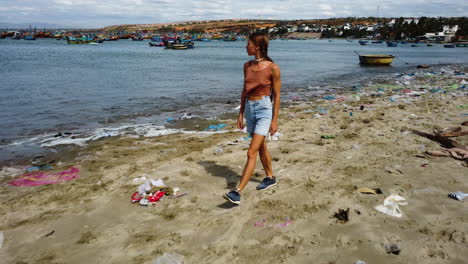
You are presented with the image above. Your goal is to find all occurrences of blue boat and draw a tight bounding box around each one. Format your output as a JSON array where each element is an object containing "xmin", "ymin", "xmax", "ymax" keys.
[
  {"xmin": 444, "ymin": 44, "xmax": 455, "ymax": 48},
  {"xmin": 400, "ymin": 41, "xmax": 407, "ymax": 44},
  {"xmin": 411, "ymin": 44, "xmax": 420, "ymax": 47},
  {"xmin": 386, "ymin": 42, "xmax": 398, "ymax": 47},
  {"xmin": 151, "ymin": 36, "xmax": 163, "ymax": 42},
  {"xmin": 371, "ymin": 40, "xmax": 383, "ymax": 44},
  {"xmin": 24, "ymin": 35, "xmax": 36, "ymax": 40},
  {"xmin": 358, "ymin": 40, "xmax": 368, "ymax": 44}
]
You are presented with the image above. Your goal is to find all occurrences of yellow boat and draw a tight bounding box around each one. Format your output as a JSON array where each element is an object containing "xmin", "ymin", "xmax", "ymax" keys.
[
  {"xmin": 171, "ymin": 44, "xmax": 188, "ymax": 50},
  {"xmin": 359, "ymin": 55, "xmax": 395, "ymax": 65}
]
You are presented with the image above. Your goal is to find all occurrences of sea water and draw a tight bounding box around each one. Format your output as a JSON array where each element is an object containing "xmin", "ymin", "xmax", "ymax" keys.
[{"xmin": 0, "ymin": 38, "xmax": 467, "ymax": 161}]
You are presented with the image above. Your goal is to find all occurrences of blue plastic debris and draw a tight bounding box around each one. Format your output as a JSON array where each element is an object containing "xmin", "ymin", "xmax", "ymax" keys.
[
  {"xmin": 166, "ymin": 118, "xmax": 175, "ymax": 122},
  {"xmin": 205, "ymin": 124, "xmax": 228, "ymax": 131},
  {"xmin": 27, "ymin": 165, "xmax": 53, "ymax": 172},
  {"xmin": 322, "ymin": 96, "xmax": 336, "ymax": 100},
  {"xmin": 389, "ymin": 98, "xmax": 396, "ymax": 102}
]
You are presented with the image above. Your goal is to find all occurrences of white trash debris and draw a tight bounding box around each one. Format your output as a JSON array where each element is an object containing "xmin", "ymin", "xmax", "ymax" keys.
[
  {"xmin": 268, "ymin": 132, "xmax": 283, "ymax": 141},
  {"xmin": 0, "ymin": 231, "xmax": 4, "ymax": 249},
  {"xmin": 138, "ymin": 180, "xmax": 152, "ymax": 195},
  {"xmin": 375, "ymin": 194, "xmax": 408, "ymax": 218},
  {"xmin": 150, "ymin": 178, "xmax": 166, "ymax": 187},
  {"xmin": 449, "ymin": 191, "xmax": 468, "ymax": 201},
  {"xmin": 153, "ymin": 253, "xmax": 184, "ymax": 264},
  {"xmin": 132, "ymin": 176, "xmax": 147, "ymax": 183},
  {"xmin": 214, "ymin": 146, "xmax": 224, "ymax": 155}
]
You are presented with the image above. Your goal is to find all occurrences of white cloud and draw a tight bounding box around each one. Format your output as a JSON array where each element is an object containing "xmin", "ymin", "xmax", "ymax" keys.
[{"xmin": 0, "ymin": 0, "xmax": 466, "ymax": 28}]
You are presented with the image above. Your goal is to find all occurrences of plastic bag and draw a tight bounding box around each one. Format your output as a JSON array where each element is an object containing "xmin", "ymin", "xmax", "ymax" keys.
[
  {"xmin": 375, "ymin": 194, "xmax": 407, "ymax": 218},
  {"xmin": 153, "ymin": 253, "xmax": 183, "ymax": 264}
]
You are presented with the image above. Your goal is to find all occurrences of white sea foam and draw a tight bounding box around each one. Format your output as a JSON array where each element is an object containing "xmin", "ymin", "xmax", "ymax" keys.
[{"xmin": 17, "ymin": 123, "xmax": 230, "ymax": 147}]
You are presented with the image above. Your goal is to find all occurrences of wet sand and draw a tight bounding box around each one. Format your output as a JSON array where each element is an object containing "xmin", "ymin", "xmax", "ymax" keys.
[{"xmin": 0, "ymin": 65, "xmax": 467, "ymax": 264}]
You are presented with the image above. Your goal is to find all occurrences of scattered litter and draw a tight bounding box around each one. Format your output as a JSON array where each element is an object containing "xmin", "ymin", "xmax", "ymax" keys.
[
  {"xmin": 268, "ymin": 132, "xmax": 283, "ymax": 141},
  {"xmin": 8, "ymin": 167, "xmax": 80, "ymax": 186},
  {"xmin": 132, "ymin": 178, "xmax": 181, "ymax": 206},
  {"xmin": 254, "ymin": 217, "xmax": 292, "ymax": 228},
  {"xmin": 333, "ymin": 208, "xmax": 349, "ymax": 223},
  {"xmin": 234, "ymin": 134, "xmax": 252, "ymax": 143},
  {"xmin": 375, "ymin": 194, "xmax": 407, "ymax": 218},
  {"xmin": 214, "ymin": 146, "xmax": 224, "ymax": 155},
  {"xmin": 132, "ymin": 176, "xmax": 147, "ymax": 183},
  {"xmin": 32, "ymin": 155, "xmax": 55, "ymax": 166},
  {"xmin": 27, "ymin": 165, "xmax": 53, "ymax": 172},
  {"xmin": 304, "ymin": 107, "xmax": 329, "ymax": 113},
  {"xmin": 385, "ymin": 243, "xmax": 401, "ymax": 255},
  {"xmin": 179, "ymin": 112, "xmax": 194, "ymax": 120},
  {"xmin": 448, "ymin": 191, "xmax": 468, "ymax": 201},
  {"xmin": 321, "ymin": 134, "xmax": 336, "ymax": 139},
  {"xmin": 44, "ymin": 230, "xmax": 55, "ymax": 238},
  {"xmin": 322, "ymin": 95, "xmax": 336, "ymax": 100},
  {"xmin": 153, "ymin": 253, "xmax": 184, "ymax": 264},
  {"xmin": 357, "ymin": 187, "xmax": 383, "ymax": 195},
  {"xmin": 150, "ymin": 178, "xmax": 166, "ymax": 187},
  {"xmin": 204, "ymin": 124, "xmax": 227, "ymax": 131},
  {"xmin": 417, "ymin": 64, "xmax": 430, "ymax": 69}
]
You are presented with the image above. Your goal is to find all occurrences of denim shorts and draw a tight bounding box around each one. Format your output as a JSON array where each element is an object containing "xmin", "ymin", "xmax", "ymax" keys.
[{"xmin": 245, "ymin": 96, "xmax": 272, "ymax": 136}]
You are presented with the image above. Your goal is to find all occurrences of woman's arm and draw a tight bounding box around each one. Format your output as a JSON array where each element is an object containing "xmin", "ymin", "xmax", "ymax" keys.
[
  {"xmin": 270, "ymin": 64, "xmax": 281, "ymax": 135},
  {"xmin": 237, "ymin": 62, "xmax": 249, "ymax": 129}
]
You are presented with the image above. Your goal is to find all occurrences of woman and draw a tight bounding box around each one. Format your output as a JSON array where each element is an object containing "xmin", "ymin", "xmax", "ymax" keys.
[{"xmin": 223, "ymin": 32, "xmax": 281, "ymax": 205}]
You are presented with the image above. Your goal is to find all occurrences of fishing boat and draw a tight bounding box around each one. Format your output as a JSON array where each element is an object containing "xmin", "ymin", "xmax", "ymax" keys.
[
  {"xmin": 358, "ymin": 55, "xmax": 395, "ymax": 65},
  {"xmin": 24, "ymin": 35, "xmax": 36, "ymax": 40},
  {"xmin": 171, "ymin": 43, "xmax": 188, "ymax": 50},
  {"xmin": 149, "ymin": 42, "xmax": 165, "ymax": 47},
  {"xmin": 347, "ymin": 39, "xmax": 354, "ymax": 42},
  {"xmin": 358, "ymin": 40, "xmax": 368, "ymax": 45},
  {"xmin": 371, "ymin": 40, "xmax": 383, "ymax": 44},
  {"xmin": 444, "ymin": 44, "xmax": 455, "ymax": 48},
  {"xmin": 132, "ymin": 37, "xmax": 144, "ymax": 41},
  {"xmin": 411, "ymin": 44, "xmax": 420, "ymax": 47},
  {"xmin": 400, "ymin": 41, "xmax": 407, "ymax": 44},
  {"xmin": 386, "ymin": 42, "xmax": 398, "ymax": 47},
  {"xmin": 426, "ymin": 44, "xmax": 433, "ymax": 47},
  {"xmin": 66, "ymin": 36, "xmax": 95, "ymax": 44},
  {"xmin": 328, "ymin": 39, "xmax": 334, "ymax": 42},
  {"xmin": 455, "ymin": 43, "xmax": 467, "ymax": 47}
]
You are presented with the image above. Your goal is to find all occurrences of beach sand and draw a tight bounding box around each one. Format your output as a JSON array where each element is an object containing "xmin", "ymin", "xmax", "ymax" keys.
[{"xmin": 0, "ymin": 66, "xmax": 467, "ymax": 264}]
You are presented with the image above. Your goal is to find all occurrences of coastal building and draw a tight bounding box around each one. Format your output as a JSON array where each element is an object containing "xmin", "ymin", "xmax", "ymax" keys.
[{"xmin": 420, "ymin": 25, "xmax": 459, "ymax": 42}]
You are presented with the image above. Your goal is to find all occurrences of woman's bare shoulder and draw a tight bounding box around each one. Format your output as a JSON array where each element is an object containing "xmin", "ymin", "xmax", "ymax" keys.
[{"xmin": 270, "ymin": 62, "xmax": 281, "ymax": 72}]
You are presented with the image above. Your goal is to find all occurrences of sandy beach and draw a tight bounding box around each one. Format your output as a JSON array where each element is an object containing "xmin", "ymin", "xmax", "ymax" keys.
[{"xmin": 0, "ymin": 65, "xmax": 467, "ymax": 264}]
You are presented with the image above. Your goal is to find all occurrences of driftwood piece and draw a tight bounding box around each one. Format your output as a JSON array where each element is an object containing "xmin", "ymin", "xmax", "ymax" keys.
[
  {"xmin": 462, "ymin": 121, "xmax": 468, "ymax": 126},
  {"xmin": 412, "ymin": 129, "xmax": 466, "ymax": 149},
  {"xmin": 440, "ymin": 130, "xmax": 468, "ymax": 137}
]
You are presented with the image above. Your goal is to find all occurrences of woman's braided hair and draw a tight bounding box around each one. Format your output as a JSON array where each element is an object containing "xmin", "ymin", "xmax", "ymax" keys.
[{"xmin": 249, "ymin": 32, "xmax": 273, "ymax": 62}]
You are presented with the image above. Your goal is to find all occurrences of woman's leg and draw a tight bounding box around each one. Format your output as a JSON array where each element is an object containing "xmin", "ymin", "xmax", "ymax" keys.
[
  {"xmin": 258, "ymin": 138, "xmax": 274, "ymax": 177},
  {"xmin": 237, "ymin": 133, "xmax": 266, "ymax": 192}
]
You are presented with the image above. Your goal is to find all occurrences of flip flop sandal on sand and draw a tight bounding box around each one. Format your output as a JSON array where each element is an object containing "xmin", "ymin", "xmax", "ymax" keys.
[
  {"xmin": 131, "ymin": 192, "xmax": 143, "ymax": 203},
  {"xmin": 357, "ymin": 187, "xmax": 383, "ymax": 194}
]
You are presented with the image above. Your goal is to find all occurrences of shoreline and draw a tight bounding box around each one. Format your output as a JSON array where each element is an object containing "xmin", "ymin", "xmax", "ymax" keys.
[
  {"xmin": 0, "ymin": 64, "xmax": 467, "ymax": 263},
  {"xmin": 1, "ymin": 63, "xmax": 465, "ymax": 166}
]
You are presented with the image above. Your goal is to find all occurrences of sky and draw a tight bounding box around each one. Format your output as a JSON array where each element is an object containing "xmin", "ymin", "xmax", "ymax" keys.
[{"xmin": 0, "ymin": 0, "xmax": 466, "ymax": 28}]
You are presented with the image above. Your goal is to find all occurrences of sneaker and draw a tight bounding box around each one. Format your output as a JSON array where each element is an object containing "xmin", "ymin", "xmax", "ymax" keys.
[
  {"xmin": 256, "ymin": 176, "xmax": 277, "ymax": 191},
  {"xmin": 223, "ymin": 191, "xmax": 241, "ymax": 205}
]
